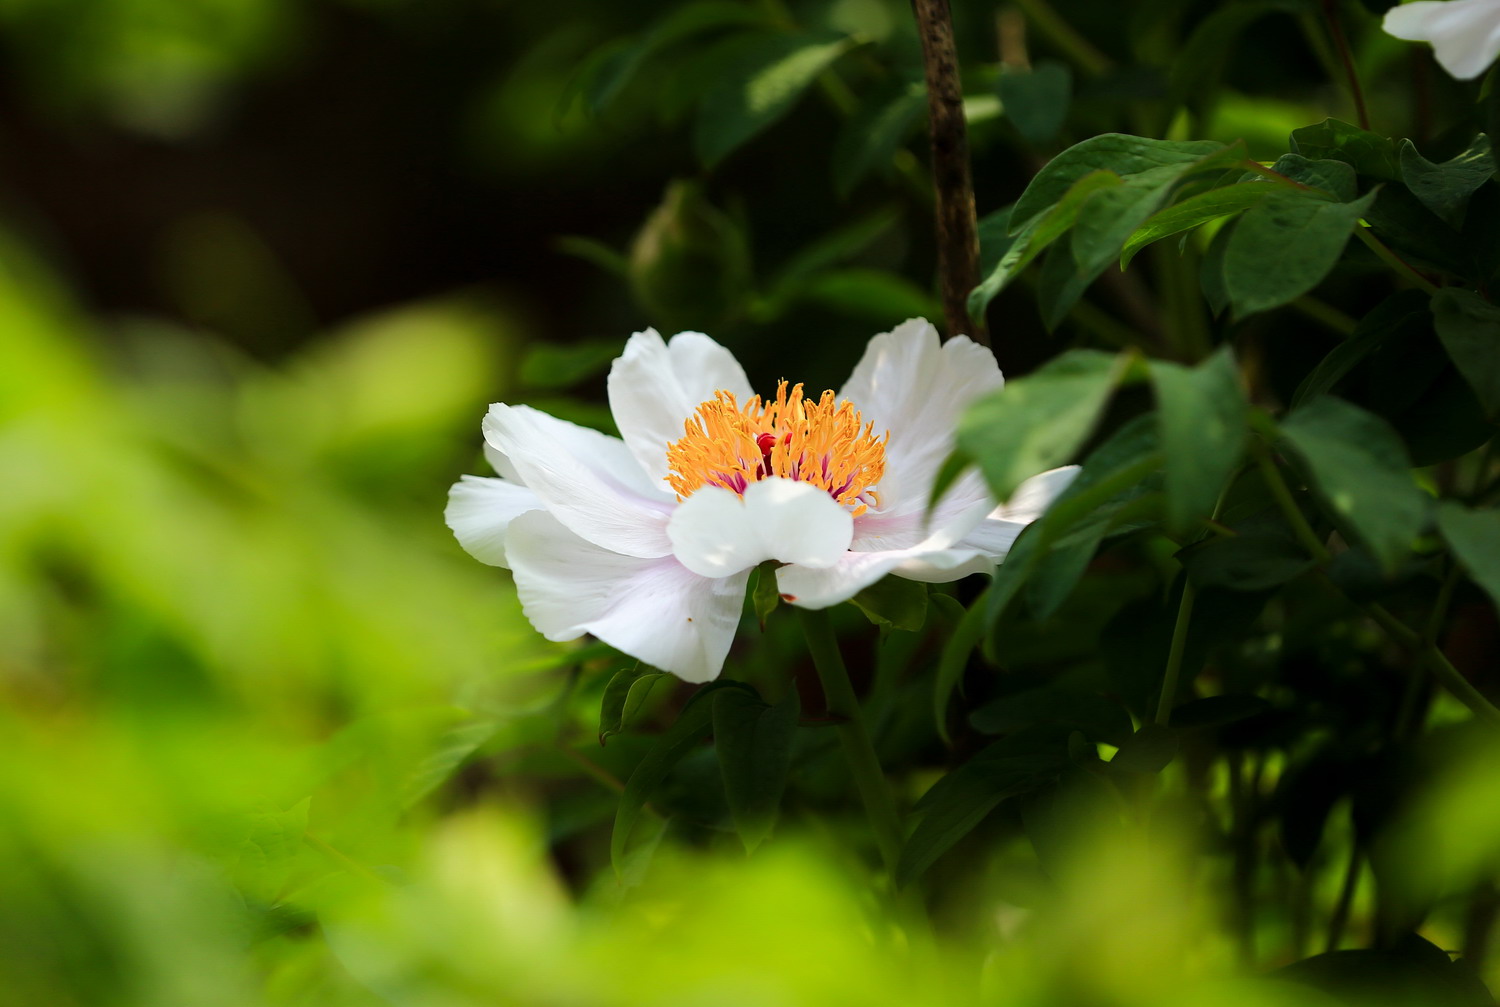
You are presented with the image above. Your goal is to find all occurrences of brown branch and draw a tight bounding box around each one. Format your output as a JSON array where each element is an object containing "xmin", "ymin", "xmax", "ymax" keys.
[{"xmin": 912, "ymin": 0, "xmax": 987, "ymax": 346}]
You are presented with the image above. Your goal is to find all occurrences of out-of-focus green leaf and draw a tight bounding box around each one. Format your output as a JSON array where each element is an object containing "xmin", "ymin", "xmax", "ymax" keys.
[
  {"xmin": 1432, "ymin": 287, "xmax": 1500, "ymax": 419},
  {"xmin": 933, "ymin": 588, "xmax": 990, "ymax": 745},
  {"xmin": 1222, "ymin": 190, "xmax": 1374, "ymax": 318},
  {"xmin": 1010, "ymin": 134, "xmax": 1225, "ymax": 230},
  {"xmin": 969, "ymin": 687, "xmax": 1134, "ymax": 746},
  {"xmin": 1289, "ymin": 118, "xmax": 1400, "ymax": 180},
  {"xmin": 403, "ymin": 716, "xmax": 501, "ymax": 808},
  {"xmin": 797, "ymin": 268, "xmax": 942, "ymax": 322},
  {"xmin": 831, "ymin": 83, "xmax": 925, "ymax": 197},
  {"xmin": 997, "ymin": 61, "xmax": 1072, "ymax": 145},
  {"xmin": 1109, "ymin": 724, "xmax": 1178, "ymax": 773},
  {"xmin": 519, "ymin": 339, "xmax": 623, "ymax": 390},
  {"xmin": 599, "ymin": 665, "xmax": 670, "ymax": 744},
  {"xmin": 1169, "ymin": 695, "xmax": 1272, "ymax": 729},
  {"xmin": 612, "ymin": 681, "xmax": 752, "ymax": 875},
  {"xmin": 1149, "ymin": 348, "xmax": 1247, "ymax": 534},
  {"xmin": 957, "ymin": 349, "xmax": 1135, "ymax": 501},
  {"xmin": 233, "ymin": 798, "xmax": 310, "ymax": 902},
  {"xmin": 1399, "ymin": 134, "xmax": 1494, "ymax": 228},
  {"xmin": 1179, "ymin": 524, "xmax": 1313, "ymax": 591},
  {"xmin": 760, "ymin": 207, "xmax": 902, "ymax": 314},
  {"xmin": 1437, "ymin": 502, "xmax": 1500, "ymax": 610},
  {"xmin": 629, "ymin": 179, "xmax": 752, "ymax": 332},
  {"xmin": 1292, "ymin": 290, "xmax": 1431, "ymax": 408},
  {"xmin": 850, "ymin": 576, "xmax": 928, "ymax": 632},
  {"xmin": 712, "ymin": 688, "xmax": 799, "ymax": 852},
  {"xmin": 695, "ymin": 32, "xmax": 857, "ymax": 166},
  {"xmin": 1279, "ymin": 397, "xmax": 1429, "ymax": 573}
]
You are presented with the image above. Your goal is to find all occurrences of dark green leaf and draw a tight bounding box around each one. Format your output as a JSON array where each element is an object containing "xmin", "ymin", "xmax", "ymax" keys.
[
  {"xmin": 1279, "ymin": 933, "xmax": 1496, "ymax": 1007},
  {"xmin": 1200, "ymin": 219, "xmax": 1233, "ymax": 316},
  {"xmin": 1169, "ymin": 695, "xmax": 1272, "ymax": 729},
  {"xmin": 599, "ymin": 665, "xmax": 670, "ymax": 744},
  {"xmin": 712, "ymin": 688, "xmax": 799, "ymax": 852},
  {"xmin": 1432, "ymin": 287, "xmax": 1500, "ymax": 419},
  {"xmin": 1437, "ymin": 502, "xmax": 1500, "ymax": 611},
  {"xmin": 694, "ymin": 32, "xmax": 857, "ymax": 166},
  {"xmin": 1399, "ymin": 134, "xmax": 1494, "ymax": 228},
  {"xmin": 1121, "ymin": 183, "xmax": 1271, "ymax": 268},
  {"xmin": 760, "ymin": 207, "xmax": 902, "ymax": 316},
  {"xmin": 1036, "ymin": 234, "xmax": 1102, "ymax": 329},
  {"xmin": 1279, "ymin": 397, "xmax": 1430, "ymax": 573},
  {"xmin": 969, "ymin": 687, "xmax": 1134, "ymax": 746},
  {"xmin": 850, "ymin": 575, "xmax": 928, "ymax": 632},
  {"xmin": 832, "ymin": 83, "xmax": 925, "ymax": 197},
  {"xmin": 1364, "ymin": 183, "xmax": 1477, "ymax": 279},
  {"xmin": 797, "ymin": 267, "xmax": 941, "ymax": 322},
  {"xmin": 611, "ymin": 680, "xmax": 752, "ymax": 874},
  {"xmin": 519, "ymin": 339, "xmax": 625, "ymax": 390},
  {"xmin": 1179, "ymin": 525, "xmax": 1314, "ymax": 591},
  {"xmin": 1011, "ymin": 134, "xmax": 1226, "ymax": 230},
  {"xmin": 1150, "ymin": 347, "xmax": 1248, "ymax": 534},
  {"xmin": 1268, "ymin": 153, "xmax": 1359, "ymax": 201},
  {"xmin": 1109, "ymin": 724, "xmax": 1178, "ymax": 773},
  {"xmin": 933, "ymin": 587, "xmax": 990, "ymax": 745},
  {"xmin": 957, "ymin": 349, "xmax": 1132, "ymax": 500},
  {"xmin": 997, "ymin": 60, "xmax": 1072, "ymax": 145},
  {"xmin": 1223, "ymin": 190, "xmax": 1374, "ymax": 318},
  {"xmin": 1289, "ymin": 118, "xmax": 1400, "ymax": 180},
  {"xmin": 1292, "ymin": 290, "xmax": 1432, "ymax": 408}
]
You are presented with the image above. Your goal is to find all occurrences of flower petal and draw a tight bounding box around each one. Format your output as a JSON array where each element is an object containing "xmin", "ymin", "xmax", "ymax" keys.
[
  {"xmin": 667, "ymin": 477, "xmax": 854, "ymax": 578},
  {"xmin": 483, "ymin": 403, "xmax": 674, "ymax": 558},
  {"xmin": 444, "ymin": 475, "xmax": 542, "ymax": 567},
  {"xmin": 1384, "ymin": 0, "xmax": 1500, "ymax": 79},
  {"xmin": 838, "ymin": 318, "xmax": 1004, "ymax": 518},
  {"xmin": 776, "ymin": 540, "xmax": 991, "ymax": 609},
  {"xmin": 506, "ymin": 510, "xmax": 748, "ymax": 683},
  {"xmin": 959, "ymin": 465, "xmax": 1081, "ymax": 557},
  {"xmin": 850, "ymin": 468, "xmax": 992, "ymax": 552},
  {"xmin": 608, "ymin": 328, "xmax": 755, "ymax": 487}
]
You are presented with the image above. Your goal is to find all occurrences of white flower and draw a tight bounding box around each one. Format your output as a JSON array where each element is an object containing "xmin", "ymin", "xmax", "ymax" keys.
[
  {"xmin": 1384, "ymin": 0, "xmax": 1500, "ymax": 80},
  {"xmin": 446, "ymin": 319, "xmax": 1077, "ymax": 683}
]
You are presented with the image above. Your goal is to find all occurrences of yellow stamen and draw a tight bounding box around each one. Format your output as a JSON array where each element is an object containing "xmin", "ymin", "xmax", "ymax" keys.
[{"xmin": 665, "ymin": 381, "xmax": 888, "ymax": 516}]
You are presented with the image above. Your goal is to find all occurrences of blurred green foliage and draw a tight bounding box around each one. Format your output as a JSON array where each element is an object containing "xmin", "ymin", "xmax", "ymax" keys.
[{"xmin": 5, "ymin": 0, "xmax": 1500, "ymax": 1005}]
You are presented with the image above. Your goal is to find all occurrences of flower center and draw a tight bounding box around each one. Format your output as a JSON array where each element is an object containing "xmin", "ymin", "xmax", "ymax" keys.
[{"xmin": 665, "ymin": 381, "xmax": 887, "ymax": 516}]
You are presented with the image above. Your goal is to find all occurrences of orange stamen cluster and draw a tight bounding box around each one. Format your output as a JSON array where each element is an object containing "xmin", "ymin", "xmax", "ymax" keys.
[{"xmin": 665, "ymin": 382, "xmax": 888, "ymax": 516}]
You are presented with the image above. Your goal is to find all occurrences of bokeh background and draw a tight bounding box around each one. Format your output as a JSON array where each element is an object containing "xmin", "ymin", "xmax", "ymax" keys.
[{"xmin": 5, "ymin": 1, "xmax": 1500, "ymax": 1004}]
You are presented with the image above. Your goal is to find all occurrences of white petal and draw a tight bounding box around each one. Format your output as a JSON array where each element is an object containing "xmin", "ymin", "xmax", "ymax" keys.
[
  {"xmin": 776, "ymin": 540, "xmax": 991, "ymax": 609},
  {"xmin": 444, "ymin": 475, "xmax": 542, "ymax": 567},
  {"xmin": 960, "ymin": 465, "xmax": 1080, "ymax": 558},
  {"xmin": 506, "ymin": 510, "xmax": 748, "ymax": 683},
  {"xmin": 607, "ymin": 328, "xmax": 755, "ymax": 486},
  {"xmin": 483, "ymin": 441, "xmax": 522, "ymax": 482},
  {"xmin": 838, "ymin": 318, "xmax": 1004, "ymax": 519},
  {"xmin": 1384, "ymin": 0, "xmax": 1500, "ymax": 79},
  {"xmin": 483, "ymin": 403, "xmax": 674, "ymax": 559},
  {"xmin": 667, "ymin": 478, "xmax": 854, "ymax": 578},
  {"xmin": 850, "ymin": 469, "xmax": 993, "ymax": 552}
]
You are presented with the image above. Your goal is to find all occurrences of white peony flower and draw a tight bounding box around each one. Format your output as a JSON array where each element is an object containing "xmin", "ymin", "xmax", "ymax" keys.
[
  {"xmin": 1384, "ymin": 0, "xmax": 1500, "ymax": 80},
  {"xmin": 446, "ymin": 319, "xmax": 1076, "ymax": 683}
]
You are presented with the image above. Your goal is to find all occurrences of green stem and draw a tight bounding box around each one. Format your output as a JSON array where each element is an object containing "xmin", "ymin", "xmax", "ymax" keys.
[
  {"xmin": 798, "ymin": 608, "xmax": 906, "ymax": 874},
  {"xmin": 1326, "ymin": 842, "xmax": 1362, "ymax": 952},
  {"xmin": 1156, "ymin": 580, "xmax": 1197, "ymax": 725},
  {"xmin": 1252, "ymin": 440, "xmax": 1331, "ymax": 562},
  {"xmin": 1353, "ymin": 226, "xmax": 1441, "ymax": 295}
]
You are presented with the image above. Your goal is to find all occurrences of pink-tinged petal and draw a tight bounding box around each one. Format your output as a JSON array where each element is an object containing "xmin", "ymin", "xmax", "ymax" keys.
[
  {"xmin": 850, "ymin": 469, "xmax": 992, "ymax": 552},
  {"xmin": 607, "ymin": 328, "xmax": 755, "ymax": 487},
  {"xmin": 506, "ymin": 510, "xmax": 748, "ymax": 683},
  {"xmin": 444, "ymin": 475, "xmax": 542, "ymax": 568},
  {"xmin": 959, "ymin": 465, "xmax": 1081, "ymax": 558},
  {"xmin": 667, "ymin": 477, "xmax": 854, "ymax": 578},
  {"xmin": 776, "ymin": 540, "xmax": 991, "ymax": 609},
  {"xmin": 1384, "ymin": 0, "xmax": 1500, "ymax": 79},
  {"xmin": 838, "ymin": 318, "xmax": 1004, "ymax": 518},
  {"xmin": 483, "ymin": 403, "xmax": 674, "ymax": 559}
]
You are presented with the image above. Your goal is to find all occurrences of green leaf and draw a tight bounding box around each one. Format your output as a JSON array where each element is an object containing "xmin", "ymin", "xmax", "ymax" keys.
[
  {"xmin": 1179, "ymin": 523, "xmax": 1314, "ymax": 591},
  {"xmin": 796, "ymin": 267, "xmax": 941, "ymax": 322},
  {"xmin": 1200, "ymin": 219, "xmax": 1233, "ymax": 316},
  {"xmin": 849, "ymin": 576, "xmax": 928, "ymax": 632},
  {"xmin": 968, "ymin": 206, "xmax": 1026, "ymax": 319},
  {"xmin": 1149, "ymin": 347, "xmax": 1248, "ymax": 534},
  {"xmin": 1108, "ymin": 724, "xmax": 1178, "ymax": 774},
  {"xmin": 933, "ymin": 588, "xmax": 990, "ymax": 745},
  {"xmin": 599, "ymin": 664, "xmax": 670, "ymax": 744},
  {"xmin": 1011, "ymin": 134, "xmax": 1226, "ymax": 230},
  {"xmin": 1399, "ymin": 134, "xmax": 1494, "ymax": 228},
  {"xmin": 1432, "ymin": 288, "xmax": 1500, "ymax": 420},
  {"xmin": 1289, "ymin": 118, "xmax": 1400, "ymax": 181},
  {"xmin": 1169, "ymin": 695, "xmax": 1272, "ymax": 729},
  {"xmin": 712, "ymin": 688, "xmax": 800, "ymax": 852},
  {"xmin": 403, "ymin": 717, "xmax": 500, "ymax": 807},
  {"xmin": 695, "ymin": 32, "xmax": 857, "ymax": 166},
  {"xmin": 897, "ymin": 741, "xmax": 1065, "ymax": 887},
  {"xmin": 519, "ymin": 339, "xmax": 625, "ymax": 390},
  {"xmin": 1292, "ymin": 290, "xmax": 1432, "ymax": 408},
  {"xmin": 234, "ymin": 798, "xmax": 311, "ymax": 902},
  {"xmin": 1279, "ymin": 397, "xmax": 1430, "ymax": 573},
  {"xmin": 750, "ymin": 562, "xmax": 780, "ymax": 630},
  {"xmin": 997, "ymin": 60, "xmax": 1072, "ymax": 145},
  {"xmin": 968, "ymin": 686, "xmax": 1134, "ymax": 746},
  {"xmin": 831, "ymin": 83, "xmax": 925, "ymax": 197},
  {"xmin": 1269, "ymin": 153, "xmax": 1359, "ymax": 201},
  {"xmin": 957, "ymin": 349, "xmax": 1133, "ymax": 500},
  {"xmin": 760, "ymin": 207, "xmax": 902, "ymax": 316},
  {"xmin": 1120, "ymin": 183, "xmax": 1271, "ymax": 268},
  {"xmin": 1222, "ymin": 190, "xmax": 1374, "ymax": 318},
  {"xmin": 1437, "ymin": 502, "xmax": 1500, "ymax": 611},
  {"xmin": 612, "ymin": 681, "xmax": 753, "ymax": 875}
]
